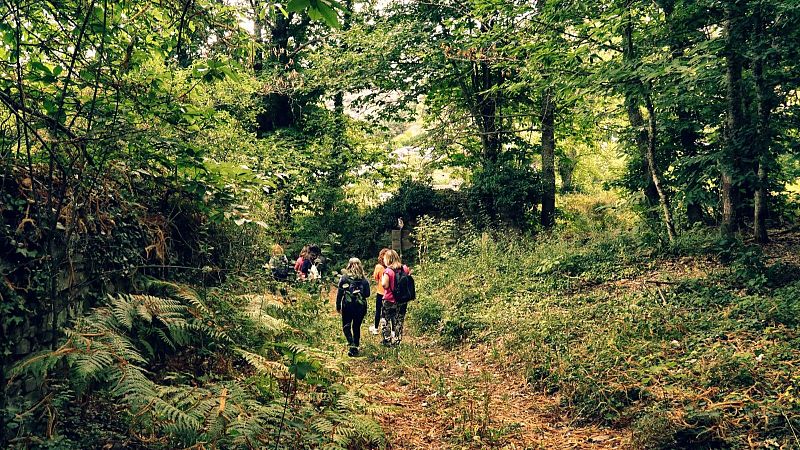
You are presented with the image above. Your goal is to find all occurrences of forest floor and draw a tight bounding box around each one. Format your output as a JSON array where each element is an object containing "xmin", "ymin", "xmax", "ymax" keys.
[
  {"xmin": 324, "ymin": 291, "xmax": 629, "ymax": 449},
  {"xmin": 322, "ymin": 229, "xmax": 800, "ymax": 449},
  {"xmin": 348, "ymin": 335, "xmax": 630, "ymax": 450}
]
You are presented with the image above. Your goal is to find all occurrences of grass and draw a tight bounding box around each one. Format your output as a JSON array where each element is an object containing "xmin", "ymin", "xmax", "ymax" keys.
[{"xmin": 409, "ymin": 204, "xmax": 800, "ymax": 449}]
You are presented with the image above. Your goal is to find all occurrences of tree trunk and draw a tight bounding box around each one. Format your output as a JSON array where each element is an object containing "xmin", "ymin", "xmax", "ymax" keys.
[
  {"xmin": 541, "ymin": 88, "xmax": 556, "ymax": 229},
  {"xmin": 752, "ymin": 4, "xmax": 771, "ymax": 243},
  {"xmin": 251, "ymin": 0, "xmax": 264, "ymax": 71},
  {"xmin": 480, "ymin": 98, "xmax": 501, "ymax": 163},
  {"xmin": 333, "ymin": 0, "xmax": 352, "ymax": 131},
  {"xmin": 175, "ymin": 0, "xmax": 194, "ymax": 67},
  {"xmin": 644, "ymin": 95, "xmax": 677, "ymax": 243},
  {"xmin": 622, "ymin": 7, "xmax": 660, "ymax": 212},
  {"xmin": 663, "ymin": 4, "xmax": 705, "ymax": 225},
  {"xmin": 721, "ymin": 0, "xmax": 747, "ymax": 236},
  {"xmin": 254, "ymin": 11, "xmax": 303, "ymax": 134},
  {"xmin": 557, "ymin": 150, "xmax": 576, "ymax": 193},
  {"xmin": 464, "ymin": 35, "xmax": 504, "ymax": 166},
  {"xmin": 753, "ymin": 159, "xmax": 768, "ymax": 242}
]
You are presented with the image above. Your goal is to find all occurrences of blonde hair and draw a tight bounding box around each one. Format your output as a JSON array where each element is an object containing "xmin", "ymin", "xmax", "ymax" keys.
[
  {"xmin": 299, "ymin": 245, "xmax": 309, "ymax": 258},
  {"xmin": 271, "ymin": 244, "xmax": 284, "ymax": 256},
  {"xmin": 346, "ymin": 257, "xmax": 366, "ymax": 279},
  {"xmin": 383, "ymin": 249, "xmax": 402, "ymax": 269},
  {"xmin": 377, "ymin": 248, "xmax": 390, "ymax": 266}
]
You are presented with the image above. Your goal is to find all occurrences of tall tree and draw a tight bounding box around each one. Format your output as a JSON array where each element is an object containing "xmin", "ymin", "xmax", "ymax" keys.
[
  {"xmin": 540, "ymin": 87, "xmax": 556, "ymax": 228},
  {"xmin": 618, "ymin": 0, "xmax": 677, "ymax": 241},
  {"xmin": 721, "ymin": 0, "xmax": 749, "ymax": 236}
]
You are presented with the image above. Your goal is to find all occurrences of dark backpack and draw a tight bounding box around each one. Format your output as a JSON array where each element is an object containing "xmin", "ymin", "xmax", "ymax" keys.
[
  {"xmin": 341, "ymin": 278, "xmax": 366, "ymax": 306},
  {"xmin": 271, "ymin": 255, "xmax": 290, "ymax": 281},
  {"xmin": 392, "ymin": 267, "xmax": 416, "ymax": 303}
]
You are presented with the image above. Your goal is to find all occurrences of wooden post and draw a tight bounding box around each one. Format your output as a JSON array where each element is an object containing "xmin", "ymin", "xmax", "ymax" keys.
[{"xmin": 397, "ymin": 217, "xmax": 404, "ymax": 259}]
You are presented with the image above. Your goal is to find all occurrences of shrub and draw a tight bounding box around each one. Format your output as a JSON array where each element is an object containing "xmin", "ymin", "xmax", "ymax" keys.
[
  {"xmin": 410, "ymin": 224, "xmax": 800, "ymax": 448},
  {"xmin": 8, "ymin": 283, "xmax": 385, "ymax": 449},
  {"xmin": 412, "ymin": 297, "xmax": 446, "ymax": 333},
  {"xmin": 464, "ymin": 162, "xmax": 540, "ymax": 230}
]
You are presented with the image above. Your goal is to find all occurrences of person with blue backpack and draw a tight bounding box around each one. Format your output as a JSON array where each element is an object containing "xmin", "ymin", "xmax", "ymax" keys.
[
  {"xmin": 380, "ymin": 249, "xmax": 415, "ymax": 346},
  {"xmin": 336, "ymin": 258, "xmax": 371, "ymax": 357}
]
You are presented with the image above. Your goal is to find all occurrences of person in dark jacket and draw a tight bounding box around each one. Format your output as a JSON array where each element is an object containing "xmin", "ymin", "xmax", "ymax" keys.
[{"xmin": 336, "ymin": 258, "xmax": 370, "ymax": 357}]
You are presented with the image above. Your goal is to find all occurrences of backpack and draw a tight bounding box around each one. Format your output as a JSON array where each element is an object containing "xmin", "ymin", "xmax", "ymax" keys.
[
  {"xmin": 313, "ymin": 255, "xmax": 326, "ymax": 278},
  {"xmin": 271, "ymin": 255, "xmax": 290, "ymax": 281},
  {"xmin": 341, "ymin": 277, "xmax": 366, "ymax": 306},
  {"xmin": 308, "ymin": 263, "xmax": 321, "ymax": 281},
  {"xmin": 392, "ymin": 266, "xmax": 416, "ymax": 304}
]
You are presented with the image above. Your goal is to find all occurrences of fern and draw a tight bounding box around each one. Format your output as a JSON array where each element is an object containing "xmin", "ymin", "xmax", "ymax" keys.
[
  {"xmin": 240, "ymin": 293, "xmax": 290, "ymax": 335},
  {"xmin": 12, "ymin": 283, "xmax": 388, "ymax": 449},
  {"xmin": 237, "ymin": 348, "xmax": 290, "ymax": 378},
  {"xmin": 145, "ymin": 279, "xmax": 211, "ymax": 317}
]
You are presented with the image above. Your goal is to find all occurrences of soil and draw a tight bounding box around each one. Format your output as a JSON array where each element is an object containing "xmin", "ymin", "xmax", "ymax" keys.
[{"xmin": 348, "ymin": 333, "xmax": 630, "ymax": 449}]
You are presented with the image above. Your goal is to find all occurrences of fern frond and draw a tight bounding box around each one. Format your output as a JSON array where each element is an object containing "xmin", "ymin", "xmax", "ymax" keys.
[
  {"xmin": 110, "ymin": 294, "xmax": 137, "ymax": 329},
  {"xmin": 153, "ymin": 326, "xmax": 177, "ymax": 350},
  {"xmin": 311, "ymin": 417, "xmax": 335, "ymax": 435},
  {"xmin": 110, "ymin": 364, "xmax": 157, "ymax": 400},
  {"xmin": 237, "ymin": 294, "xmax": 285, "ymax": 309},
  {"xmin": 148, "ymin": 279, "xmax": 211, "ymax": 317},
  {"xmin": 246, "ymin": 311, "xmax": 288, "ymax": 334},
  {"xmin": 71, "ymin": 351, "xmax": 116, "ymax": 380},
  {"xmin": 236, "ymin": 348, "xmax": 289, "ymax": 378},
  {"xmin": 9, "ymin": 348, "xmax": 67, "ymax": 382}
]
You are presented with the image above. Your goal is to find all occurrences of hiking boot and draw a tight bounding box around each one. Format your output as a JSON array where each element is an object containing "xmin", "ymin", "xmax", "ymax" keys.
[
  {"xmin": 380, "ymin": 340, "xmax": 392, "ymax": 347},
  {"xmin": 348, "ymin": 347, "xmax": 359, "ymax": 357}
]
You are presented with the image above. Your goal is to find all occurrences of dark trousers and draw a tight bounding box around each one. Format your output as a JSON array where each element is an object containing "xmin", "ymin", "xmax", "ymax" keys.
[
  {"xmin": 342, "ymin": 304, "xmax": 367, "ymax": 348},
  {"xmin": 373, "ymin": 293, "xmax": 384, "ymax": 328}
]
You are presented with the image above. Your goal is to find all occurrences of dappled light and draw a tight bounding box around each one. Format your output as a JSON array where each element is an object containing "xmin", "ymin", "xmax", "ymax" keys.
[{"xmin": 1, "ymin": 0, "xmax": 799, "ymax": 449}]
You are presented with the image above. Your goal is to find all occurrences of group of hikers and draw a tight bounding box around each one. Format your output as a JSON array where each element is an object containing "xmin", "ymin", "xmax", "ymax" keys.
[
  {"xmin": 267, "ymin": 243, "xmax": 326, "ymax": 282},
  {"xmin": 267, "ymin": 244, "xmax": 415, "ymax": 358},
  {"xmin": 335, "ymin": 248, "xmax": 414, "ymax": 356}
]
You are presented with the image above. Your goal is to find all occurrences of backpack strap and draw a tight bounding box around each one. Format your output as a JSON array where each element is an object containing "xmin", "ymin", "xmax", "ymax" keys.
[{"xmin": 391, "ymin": 267, "xmax": 401, "ymax": 290}]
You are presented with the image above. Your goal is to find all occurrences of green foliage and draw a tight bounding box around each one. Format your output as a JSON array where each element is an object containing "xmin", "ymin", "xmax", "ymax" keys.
[
  {"xmin": 411, "ymin": 215, "xmax": 800, "ymax": 448},
  {"xmin": 3, "ymin": 0, "xmax": 800, "ymax": 447},
  {"xmin": 413, "ymin": 215, "xmax": 461, "ymax": 264},
  {"xmin": 465, "ymin": 162, "xmax": 541, "ymax": 230},
  {"xmin": 7, "ymin": 281, "xmax": 385, "ymax": 449}
]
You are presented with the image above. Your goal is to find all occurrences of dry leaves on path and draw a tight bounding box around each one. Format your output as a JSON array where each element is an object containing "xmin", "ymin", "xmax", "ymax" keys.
[{"xmin": 349, "ymin": 335, "xmax": 630, "ymax": 449}]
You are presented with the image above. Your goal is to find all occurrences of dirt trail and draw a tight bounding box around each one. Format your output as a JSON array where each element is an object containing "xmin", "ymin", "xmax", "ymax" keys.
[
  {"xmin": 333, "ymin": 231, "xmax": 800, "ymax": 449},
  {"xmin": 349, "ymin": 333, "xmax": 630, "ymax": 449}
]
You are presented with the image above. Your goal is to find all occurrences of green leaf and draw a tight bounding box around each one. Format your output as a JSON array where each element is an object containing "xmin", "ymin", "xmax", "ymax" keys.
[
  {"xmin": 314, "ymin": 1, "xmax": 341, "ymax": 28},
  {"xmin": 286, "ymin": 0, "xmax": 311, "ymax": 13}
]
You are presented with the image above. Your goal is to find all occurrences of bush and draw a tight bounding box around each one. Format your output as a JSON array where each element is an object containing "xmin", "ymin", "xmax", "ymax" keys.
[
  {"xmin": 412, "ymin": 297, "xmax": 446, "ymax": 333},
  {"xmin": 8, "ymin": 281, "xmax": 386, "ymax": 449},
  {"xmin": 410, "ymin": 222, "xmax": 800, "ymax": 448},
  {"xmin": 439, "ymin": 294, "xmax": 488, "ymax": 346},
  {"xmin": 464, "ymin": 161, "xmax": 541, "ymax": 230}
]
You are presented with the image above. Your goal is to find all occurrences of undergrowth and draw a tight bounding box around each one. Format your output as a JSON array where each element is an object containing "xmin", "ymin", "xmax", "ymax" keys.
[
  {"xmin": 8, "ymin": 276, "xmax": 386, "ymax": 449},
  {"xmin": 410, "ymin": 198, "xmax": 800, "ymax": 449}
]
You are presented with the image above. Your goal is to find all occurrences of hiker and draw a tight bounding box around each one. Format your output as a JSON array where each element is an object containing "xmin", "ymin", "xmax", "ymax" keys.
[
  {"xmin": 369, "ymin": 248, "xmax": 390, "ymax": 335},
  {"xmin": 380, "ymin": 249, "xmax": 411, "ymax": 346},
  {"xmin": 268, "ymin": 244, "xmax": 290, "ymax": 282},
  {"xmin": 295, "ymin": 245, "xmax": 310, "ymax": 280},
  {"xmin": 336, "ymin": 258, "xmax": 370, "ymax": 357},
  {"xmin": 306, "ymin": 244, "xmax": 324, "ymax": 281}
]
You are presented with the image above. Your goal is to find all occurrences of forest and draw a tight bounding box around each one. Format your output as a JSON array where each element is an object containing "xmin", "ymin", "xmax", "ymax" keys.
[{"xmin": 1, "ymin": 0, "xmax": 799, "ymax": 448}]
